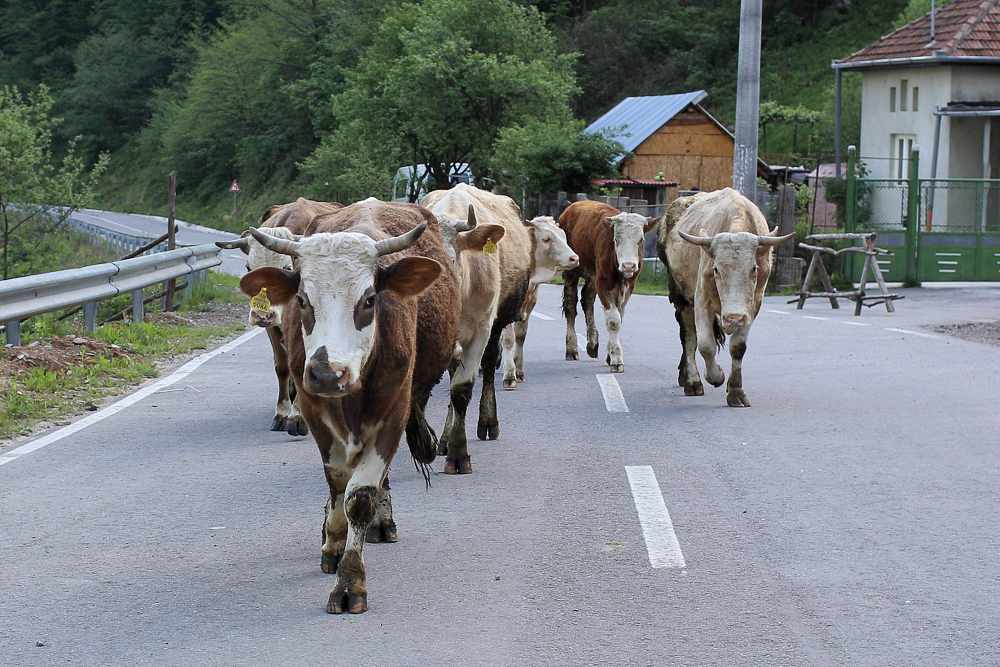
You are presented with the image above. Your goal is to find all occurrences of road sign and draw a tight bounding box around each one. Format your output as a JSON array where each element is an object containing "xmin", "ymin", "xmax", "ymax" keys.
[{"xmin": 229, "ymin": 180, "xmax": 241, "ymax": 193}]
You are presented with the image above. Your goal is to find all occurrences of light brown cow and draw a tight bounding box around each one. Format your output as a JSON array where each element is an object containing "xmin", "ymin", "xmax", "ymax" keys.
[
  {"xmin": 216, "ymin": 197, "xmax": 343, "ymax": 435},
  {"xmin": 420, "ymin": 183, "xmax": 532, "ymax": 474},
  {"xmin": 240, "ymin": 199, "xmax": 460, "ymax": 613},
  {"xmin": 657, "ymin": 188, "xmax": 793, "ymax": 407},
  {"xmin": 500, "ymin": 215, "xmax": 578, "ymax": 388},
  {"xmin": 560, "ymin": 199, "xmax": 656, "ymax": 372}
]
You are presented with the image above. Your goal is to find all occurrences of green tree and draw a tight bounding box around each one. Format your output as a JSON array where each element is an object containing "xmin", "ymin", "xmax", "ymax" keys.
[
  {"xmin": 491, "ymin": 120, "xmax": 626, "ymax": 195},
  {"xmin": 0, "ymin": 86, "xmax": 109, "ymax": 280},
  {"xmin": 328, "ymin": 0, "xmax": 578, "ymax": 191}
]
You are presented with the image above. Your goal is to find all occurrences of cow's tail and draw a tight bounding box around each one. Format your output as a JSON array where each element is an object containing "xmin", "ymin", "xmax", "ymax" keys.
[{"xmin": 712, "ymin": 314, "xmax": 726, "ymax": 351}]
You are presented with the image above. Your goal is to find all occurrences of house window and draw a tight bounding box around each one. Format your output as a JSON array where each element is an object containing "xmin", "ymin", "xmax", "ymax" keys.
[
  {"xmin": 912, "ymin": 87, "xmax": 919, "ymax": 112},
  {"xmin": 901, "ymin": 80, "xmax": 909, "ymax": 111},
  {"xmin": 890, "ymin": 87, "xmax": 897, "ymax": 112},
  {"xmin": 893, "ymin": 134, "xmax": 916, "ymax": 180}
]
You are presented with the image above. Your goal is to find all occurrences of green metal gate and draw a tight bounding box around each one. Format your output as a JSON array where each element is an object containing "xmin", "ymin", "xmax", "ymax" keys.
[{"xmin": 844, "ymin": 146, "xmax": 1000, "ymax": 282}]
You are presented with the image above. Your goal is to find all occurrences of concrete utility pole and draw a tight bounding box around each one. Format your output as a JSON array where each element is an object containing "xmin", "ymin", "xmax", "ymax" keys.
[{"xmin": 732, "ymin": 0, "xmax": 763, "ymax": 198}]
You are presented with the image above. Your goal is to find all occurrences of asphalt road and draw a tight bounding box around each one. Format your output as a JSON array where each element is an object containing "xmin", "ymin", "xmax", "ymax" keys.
[
  {"xmin": 2, "ymin": 283, "xmax": 999, "ymax": 666},
  {"xmin": 70, "ymin": 209, "xmax": 246, "ymax": 276}
]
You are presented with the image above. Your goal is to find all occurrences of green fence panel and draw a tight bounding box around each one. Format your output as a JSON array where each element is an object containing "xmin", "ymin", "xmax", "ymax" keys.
[
  {"xmin": 976, "ymin": 236, "xmax": 1000, "ymax": 279},
  {"xmin": 918, "ymin": 234, "xmax": 978, "ymax": 280}
]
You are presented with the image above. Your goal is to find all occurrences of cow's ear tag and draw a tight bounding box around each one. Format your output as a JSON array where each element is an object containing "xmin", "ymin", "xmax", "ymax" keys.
[
  {"xmin": 482, "ymin": 237, "xmax": 498, "ymax": 255},
  {"xmin": 250, "ymin": 287, "xmax": 271, "ymax": 313}
]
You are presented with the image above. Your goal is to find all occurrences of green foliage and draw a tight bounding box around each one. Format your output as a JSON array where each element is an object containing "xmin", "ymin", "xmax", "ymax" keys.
[
  {"xmin": 330, "ymin": 0, "xmax": 578, "ymax": 190},
  {"xmin": 0, "ymin": 85, "xmax": 109, "ymax": 279},
  {"xmin": 491, "ymin": 121, "xmax": 626, "ymax": 195}
]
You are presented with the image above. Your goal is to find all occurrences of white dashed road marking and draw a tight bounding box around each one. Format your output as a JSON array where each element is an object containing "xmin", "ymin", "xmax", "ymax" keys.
[
  {"xmin": 841, "ymin": 321, "xmax": 870, "ymax": 326},
  {"xmin": 765, "ymin": 309, "xmax": 790, "ymax": 315},
  {"xmin": 803, "ymin": 315, "xmax": 829, "ymax": 321},
  {"xmin": 625, "ymin": 466, "xmax": 686, "ymax": 569},
  {"xmin": 596, "ymin": 374, "xmax": 629, "ymax": 412},
  {"xmin": 884, "ymin": 327, "xmax": 939, "ymax": 339},
  {"xmin": 0, "ymin": 328, "xmax": 264, "ymax": 468},
  {"xmin": 530, "ymin": 311, "xmax": 555, "ymax": 321}
]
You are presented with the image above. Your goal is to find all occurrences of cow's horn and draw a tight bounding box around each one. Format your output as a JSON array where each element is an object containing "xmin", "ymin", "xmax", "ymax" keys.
[
  {"xmin": 453, "ymin": 204, "xmax": 478, "ymax": 232},
  {"xmin": 678, "ymin": 230, "xmax": 714, "ymax": 247},
  {"xmin": 215, "ymin": 237, "xmax": 249, "ymax": 251},
  {"xmin": 757, "ymin": 231, "xmax": 796, "ymax": 246},
  {"xmin": 375, "ymin": 221, "xmax": 427, "ymax": 256},
  {"xmin": 248, "ymin": 227, "xmax": 301, "ymax": 257}
]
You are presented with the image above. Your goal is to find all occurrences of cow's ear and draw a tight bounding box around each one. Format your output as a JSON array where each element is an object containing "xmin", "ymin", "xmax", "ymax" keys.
[
  {"xmin": 458, "ymin": 224, "xmax": 506, "ymax": 253},
  {"xmin": 644, "ymin": 216, "xmax": 659, "ymax": 233},
  {"xmin": 603, "ymin": 217, "xmax": 615, "ymax": 228},
  {"xmin": 240, "ymin": 267, "xmax": 300, "ymax": 303},
  {"xmin": 377, "ymin": 257, "xmax": 442, "ymax": 298}
]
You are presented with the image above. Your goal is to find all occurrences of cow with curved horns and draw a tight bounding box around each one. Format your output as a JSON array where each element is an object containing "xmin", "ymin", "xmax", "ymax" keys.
[
  {"xmin": 420, "ymin": 183, "xmax": 532, "ymax": 474},
  {"xmin": 500, "ymin": 215, "xmax": 579, "ymax": 388},
  {"xmin": 657, "ymin": 187, "xmax": 794, "ymax": 407},
  {"xmin": 216, "ymin": 197, "xmax": 343, "ymax": 436},
  {"xmin": 240, "ymin": 199, "xmax": 459, "ymax": 613},
  {"xmin": 559, "ymin": 199, "xmax": 656, "ymax": 373}
]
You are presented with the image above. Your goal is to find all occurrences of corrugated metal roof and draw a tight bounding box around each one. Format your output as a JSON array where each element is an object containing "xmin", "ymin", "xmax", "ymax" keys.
[{"xmin": 584, "ymin": 91, "xmax": 708, "ymax": 153}]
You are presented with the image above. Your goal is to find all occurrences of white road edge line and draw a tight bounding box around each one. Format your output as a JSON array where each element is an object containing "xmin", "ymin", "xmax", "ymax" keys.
[
  {"xmin": 884, "ymin": 327, "xmax": 939, "ymax": 339},
  {"xmin": 625, "ymin": 466, "xmax": 686, "ymax": 569},
  {"xmin": 530, "ymin": 311, "xmax": 555, "ymax": 321},
  {"xmin": 596, "ymin": 374, "xmax": 629, "ymax": 412},
  {"xmin": 0, "ymin": 328, "xmax": 264, "ymax": 468}
]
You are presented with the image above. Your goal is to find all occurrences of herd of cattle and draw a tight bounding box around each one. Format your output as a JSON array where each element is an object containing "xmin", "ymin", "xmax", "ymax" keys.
[{"xmin": 216, "ymin": 184, "xmax": 793, "ymax": 614}]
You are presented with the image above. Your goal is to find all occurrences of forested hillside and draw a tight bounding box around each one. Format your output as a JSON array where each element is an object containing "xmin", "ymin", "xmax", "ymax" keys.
[{"xmin": 0, "ymin": 0, "xmax": 924, "ymax": 228}]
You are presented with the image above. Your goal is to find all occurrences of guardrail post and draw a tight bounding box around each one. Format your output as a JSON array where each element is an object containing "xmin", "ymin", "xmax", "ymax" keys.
[
  {"xmin": 905, "ymin": 147, "xmax": 921, "ymax": 286},
  {"xmin": 83, "ymin": 302, "xmax": 96, "ymax": 332},
  {"xmin": 4, "ymin": 320, "xmax": 21, "ymax": 346},
  {"xmin": 132, "ymin": 289, "xmax": 144, "ymax": 323}
]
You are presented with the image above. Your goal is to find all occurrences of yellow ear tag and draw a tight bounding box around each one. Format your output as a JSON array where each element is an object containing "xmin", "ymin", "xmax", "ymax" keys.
[
  {"xmin": 482, "ymin": 237, "xmax": 498, "ymax": 255},
  {"xmin": 250, "ymin": 287, "xmax": 271, "ymax": 313}
]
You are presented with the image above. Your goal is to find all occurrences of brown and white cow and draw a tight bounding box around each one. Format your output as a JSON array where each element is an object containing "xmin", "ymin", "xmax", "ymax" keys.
[
  {"xmin": 420, "ymin": 183, "xmax": 532, "ymax": 474},
  {"xmin": 657, "ymin": 187, "xmax": 793, "ymax": 407},
  {"xmin": 559, "ymin": 199, "xmax": 656, "ymax": 373},
  {"xmin": 500, "ymin": 215, "xmax": 578, "ymax": 388},
  {"xmin": 216, "ymin": 197, "xmax": 343, "ymax": 435},
  {"xmin": 240, "ymin": 199, "xmax": 460, "ymax": 613}
]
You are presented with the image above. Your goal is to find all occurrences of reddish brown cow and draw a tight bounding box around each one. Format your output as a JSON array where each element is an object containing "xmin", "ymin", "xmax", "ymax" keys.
[
  {"xmin": 559, "ymin": 200, "xmax": 656, "ymax": 372},
  {"xmin": 240, "ymin": 199, "xmax": 460, "ymax": 613},
  {"xmin": 217, "ymin": 197, "xmax": 343, "ymax": 435}
]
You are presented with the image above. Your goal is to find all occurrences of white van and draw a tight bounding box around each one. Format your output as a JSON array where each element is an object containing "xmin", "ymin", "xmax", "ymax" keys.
[{"xmin": 391, "ymin": 164, "xmax": 472, "ymax": 203}]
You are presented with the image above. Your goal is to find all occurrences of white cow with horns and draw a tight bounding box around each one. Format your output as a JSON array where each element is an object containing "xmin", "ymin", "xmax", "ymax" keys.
[{"xmin": 658, "ymin": 188, "xmax": 794, "ymax": 407}]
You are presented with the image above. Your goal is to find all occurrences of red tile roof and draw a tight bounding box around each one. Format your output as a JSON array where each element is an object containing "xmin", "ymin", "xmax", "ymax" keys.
[{"xmin": 836, "ymin": 0, "xmax": 1000, "ymax": 68}]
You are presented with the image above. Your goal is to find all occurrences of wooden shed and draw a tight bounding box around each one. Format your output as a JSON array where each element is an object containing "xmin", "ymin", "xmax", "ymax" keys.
[{"xmin": 585, "ymin": 91, "xmax": 773, "ymax": 193}]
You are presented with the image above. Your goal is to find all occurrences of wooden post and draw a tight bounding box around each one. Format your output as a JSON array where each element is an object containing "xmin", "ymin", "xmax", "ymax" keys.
[
  {"xmin": 905, "ymin": 147, "xmax": 920, "ymax": 285},
  {"xmin": 845, "ymin": 145, "xmax": 858, "ymax": 279},
  {"xmin": 165, "ymin": 170, "xmax": 177, "ymax": 311}
]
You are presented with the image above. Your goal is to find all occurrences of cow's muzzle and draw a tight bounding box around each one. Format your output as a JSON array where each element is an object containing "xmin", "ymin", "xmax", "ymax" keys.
[
  {"xmin": 620, "ymin": 262, "xmax": 637, "ymax": 278},
  {"xmin": 304, "ymin": 348, "xmax": 358, "ymax": 396},
  {"xmin": 250, "ymin": 310, "xmax": 276, "ymax": 327},
  {"xmin": 564, "ymin": 254, "xmax": 580, "ymax": 270},
  {"xmin": 723, "ymin": 313, "xmax": 747, "ymax": 332}
]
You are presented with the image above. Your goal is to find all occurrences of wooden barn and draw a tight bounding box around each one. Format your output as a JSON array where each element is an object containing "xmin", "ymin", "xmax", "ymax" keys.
[{"xmin": 585, "ymin": 91, "xmax": 773, "ymax": 193}]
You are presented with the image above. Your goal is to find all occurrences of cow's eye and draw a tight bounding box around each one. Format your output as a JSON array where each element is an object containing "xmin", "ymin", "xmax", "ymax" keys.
[
  {"xmin": 365, "ymin": 294, "xmax": 377, "ymax": 309},
  {"xmin": 714, "ymin": 267, "xmax": 721, "ymax": 276},
  {"xmin": 542, "ymin": 237, "xmax": 551, "ymax": 243},
  {"xmin": 297, "ymin": 294, "xmax": 307, "ymax": 308}
]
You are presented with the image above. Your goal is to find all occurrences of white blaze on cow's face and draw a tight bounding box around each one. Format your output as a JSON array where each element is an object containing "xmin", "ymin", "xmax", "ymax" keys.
[
  {"xmin": 527, "ymin": 216, "xmax": 578, "ymax": 285},
  {"xmin": 295, "ymin": 232, "xmax": 381, "ymax": 397},
  {"xmin": 245, "ymin": 228, "xmax": 298, "ymax": 328},
  {"xmin": 707, "ymin": 231, "xmax": 762, "ymax": 334},
  {"xmin": 605, "ymin": 213, "xmax": 648, "ymax": 279}
]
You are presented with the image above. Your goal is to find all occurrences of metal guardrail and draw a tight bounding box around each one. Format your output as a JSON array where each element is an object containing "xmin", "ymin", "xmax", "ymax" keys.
[
  {"xmin": 0, "ymin": 243, "xmax": 222, "ymax": 345},
  {"xmin": 68, "ymin": 216, "xmax": 171, "ymax": 256}
]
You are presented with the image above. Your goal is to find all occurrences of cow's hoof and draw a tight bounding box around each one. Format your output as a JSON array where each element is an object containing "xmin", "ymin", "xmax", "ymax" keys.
[
  {"xmin": 684, "ymin": 382, "xmax": 704, "ymax": 396},
  {"xmin": 366, "ymin": 521, "xmax": 398, "ymax": 544},
  {"xmin": 516, "ymin": 373, "xmax": 525, "ymax": 382},
  {"xmin": 588, "ymin": 344, "xmax": 600, "ymax": 359},
  {"xmin": 566, "ymin": 350, "xmax": 579, "ymax": 361},
  {"xmin": 269, "ymin": 417, "xmax": 285, "ymax": 432},
  {"xmin": 436, "ymin": 435, "xmax": 449, "ymax": 456},
  {"xmin": 478, "ymin": 421, "xmax": 499, "ymax": 441},
  {"xmin": 287, "ymin": 418, "xmax": 309, "ymax": 437},
  {"xmin": 610, "ymin": 364, "xmax": 625, "ymax": 373},
  {"xmin": 321, "ymin": 550, "xmax": 341, "ymax": 574},
  {"xmin": 502, "ymin": 378, "xmax": 517, "ymax": 389},
  {"xmin": 327, "ymin": 591, "xmax": 368, "ymax": 614},
  {"xmin": 727, "ymin": 389, "xmax": 751, "ymax": 408},
  {"xmin": 444, "ymin": 456, "xmax": 472, "ymax": 474}
]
